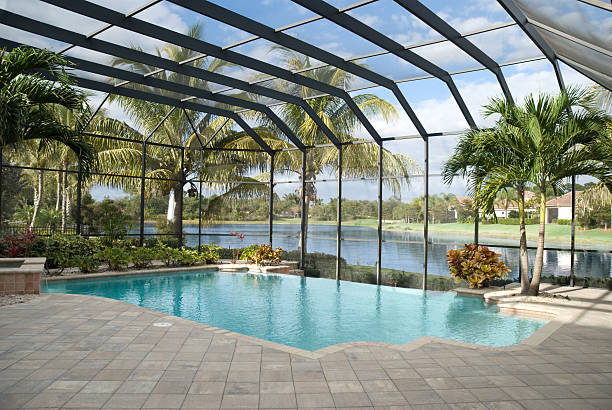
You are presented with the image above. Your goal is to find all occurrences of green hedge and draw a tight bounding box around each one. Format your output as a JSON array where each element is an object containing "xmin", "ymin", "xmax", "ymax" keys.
[
  {"xmin": 482, "ymin": 217, "xmax": 539, "ymax": 225},
  {"xmin": 542, "ymin": 275, "xmax": 612, "ymax": 290}
]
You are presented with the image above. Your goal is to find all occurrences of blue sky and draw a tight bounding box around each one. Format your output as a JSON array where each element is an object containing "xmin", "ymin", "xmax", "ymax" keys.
[{"xmin": 0, "ymin": 0, "xmax": 598, "ymax": 202}]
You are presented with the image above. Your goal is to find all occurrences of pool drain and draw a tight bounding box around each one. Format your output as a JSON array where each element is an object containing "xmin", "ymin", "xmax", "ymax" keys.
[{"xmin": 152, "ymin": 322, "xmax": 173, "ymax": 327}]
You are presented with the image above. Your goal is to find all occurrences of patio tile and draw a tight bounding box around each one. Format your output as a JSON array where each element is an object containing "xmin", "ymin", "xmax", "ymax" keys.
[
  {"xmin": 188, "ymin": 381, "xmax": 226, "ymax": 395},
  {"xmin": 260, "ymin": 381, "xmax": 295, "ymax": 394},
  {"xmin": 224, "ymin": 381, "xmax": 259, "ymax": 394},
  {"xmin": 402, "ymin": 389, "xmax": 445, "ymax": 405},
  {"xmin": 294, "ymin": 381, "xmax": 330, "ymax": 393},
  {"xmin": 116, "ymin": 380, "xmax": 157, "ymax": 394},
  {"xmin": 327, "ymin": 380, "xmax": 364, "ymax": 393},
  {"xmin": 220, "ymin": 393, "xmax": 259, "ymax": 408},
  {"xmin": 259, "ymin": 393, "xmax": 297, "ymax": 408},
  {"xmin": 153, "ymin": 379, "xmax": 192, "ymax": 394},
  {"xmin": 436, "ymin": 389, "xmax": 479, "ymax": 404},
  {"xmin": 80, "ymin": 380, "xmax": 122, "ymax": 394},
  {"xmin": 93, "ymin": 368, "xmax": 132, "ymax": 381},
  {"xmin": 426, "ymin": 377, "xmax": 464, "ymax": 390},
  {"xmin": 361, "ymin": 378, "xmax": 398, "ymax": 392},
  {"xmin": 296, "ymin": 392, "xmax": 335, "ymax": 408},
  {"xmin": 468, "ymin": 387, "xmax": 512, "ymax": 402},
  {"xmin": 45, "ymin": 380, "xmax": 88, "ymax": 392},
  {"xmin": 501, "ymin": 386, "xmax": 544, "ymax": 401},
  {"xmin": 142, "ymin": 393, "xmax": 186, "ymax": 409},
  {"xmin": 180, "ymin": 394, "xmax": 223, "ymax": 409},
  {"xmin": 332, "ymin": 392, "xmax": 372, "ymax": 407},
  {"xmin": 483, "ymin": 401, "xmax": 524, "ymax": 410},
  {"xmin": 0, "ymin": 393, "xmax": 37, "ymax": 409},
  {"xmin": 22, "ymin": 391, "xmax": 75, "ymax": 408},
  {"xmin": 102, "ymin": 393, "xmax": 149, "ymax": 408},
  {"xmin": 63, "ymin": 392, "xmax": 112, "ymax": 408},
  {"xmin": 367, "ymin": 391, "xmax": 408, "ymax": 406}
]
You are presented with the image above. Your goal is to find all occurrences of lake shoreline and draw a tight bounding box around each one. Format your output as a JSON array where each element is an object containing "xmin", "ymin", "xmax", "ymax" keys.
[{"xmin": 175, "ymin": 218, "xmax": 612, "ymax": 250}]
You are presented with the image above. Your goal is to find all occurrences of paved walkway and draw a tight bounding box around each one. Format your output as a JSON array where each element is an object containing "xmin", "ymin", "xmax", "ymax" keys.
[{"xmin": 1, "ymin": 287, "xmax": 611, "ymax": 409}]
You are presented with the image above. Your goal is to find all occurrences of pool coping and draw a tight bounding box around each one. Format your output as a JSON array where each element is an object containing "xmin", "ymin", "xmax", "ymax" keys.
[{"xmin": 40, "ymin": 268, "xmax": 575, "ymax": 360}]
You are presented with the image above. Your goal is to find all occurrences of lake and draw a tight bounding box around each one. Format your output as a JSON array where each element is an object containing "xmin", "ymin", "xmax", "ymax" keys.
[{"xmin": 136, "ymin": 223, "xmax": 611, "ymax": 279}]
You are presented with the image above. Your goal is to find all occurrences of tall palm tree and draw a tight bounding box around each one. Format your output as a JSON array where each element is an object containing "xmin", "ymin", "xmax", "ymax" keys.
[
  {"xmin": 93, "ymin": 23, "xmax": 266, "ymax": 237},
  {"xmin": 0, "ymin": 47, "xmax": 95, "ymax": 170},
  {"xmin": 443, "ymin": 124, "xmax": 533, "ymax": 294},
  {"xmin": 445, "ymin": 88, "xmax": 612, "ymax": 296},
  {"xmin": 224, "ymin": 49, "xmax": 419, "ymax": 253}
]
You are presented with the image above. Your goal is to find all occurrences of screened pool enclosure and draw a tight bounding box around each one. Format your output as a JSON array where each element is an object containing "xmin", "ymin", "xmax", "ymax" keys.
[{"xmin": 0, "ymin": 0, "xmax": 610, "ymax": 288}]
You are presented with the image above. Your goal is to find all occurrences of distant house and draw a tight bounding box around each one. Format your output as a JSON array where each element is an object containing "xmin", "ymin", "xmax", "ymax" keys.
[
  {"xmin": 493, "ymin": 191, "xmax": 536, "ymax": 218},
  {"xmin": 545, "ymin": 191, "xmax": 582, "ymax": 223}
]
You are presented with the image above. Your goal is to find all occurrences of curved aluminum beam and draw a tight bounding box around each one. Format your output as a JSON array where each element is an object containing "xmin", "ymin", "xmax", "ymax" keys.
[
  {"xmin": 292, "ymin": 0, "xmax": 476, "ymax": 128},
  {"xmin": 0, "ymin": 10, "xmax": 340, "ymax": 148},
  {"xmin": 50, "ymin": 74, "xmax": 274, "ymax": 154},
  {"xmin": 35, "ymin": 0, "xmax": 378, "ymax": 145},
  {"xmin": 1, "ymin": 37, "xmax": 306, "ymax": 151},
  {"xmin": 166, "ymin": 0, "xmax": 428, "ymax": 139},
  {"xmin": 394, "ymin": 0, "xmax": 514, "ymax": 104}
]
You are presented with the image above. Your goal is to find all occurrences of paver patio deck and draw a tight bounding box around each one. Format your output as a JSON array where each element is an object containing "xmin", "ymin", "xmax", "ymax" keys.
[{"xmin": 0, "ymin": 284, "xmax": 611, "ymax": 409}]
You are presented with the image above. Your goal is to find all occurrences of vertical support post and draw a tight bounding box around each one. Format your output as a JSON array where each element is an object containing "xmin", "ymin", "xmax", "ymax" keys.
[
  {"xmin": 570, "ymin": 176, "xmax": 576, "ymax": 286},
  {"xmin": 269, "ymin": 152, "xmax": 275, "ymax": 246},
  {"xmin": 336, "ymin": 147, "xmax": 342, "ymax": 281},
  {"xmin": 139, "ymin": 142, "xmax": 146, "ymax": 246},
  {"xmin": 198, "ymin": 152, "xmax": 203, "ymax": 253},
  {"xmin": 377, "ymin": 143, "xmax": 383, "ymax": 286},
  {"xmin": 178, "ymin": 147, "xmax": 184, "ymax": 246},
  {"xmin": 474, "ymin": 213, "xmax": 480, "ymax": 245},
  {"xmin": 76, "ymin": 155, "xmax": 82, "ymax": 235},
  {"xmin": 423, "ymin": 138, "xmax": 429, "ymax": 291},
  {"xmin": 0, "ymin": 147, "xmax": 3, "ymax": 232},
  {"xmin": 300, "ymin": 150, "xmax": 307, "ymax": 270}
]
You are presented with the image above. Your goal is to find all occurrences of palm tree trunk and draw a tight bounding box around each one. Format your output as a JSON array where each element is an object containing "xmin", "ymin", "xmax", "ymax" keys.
[
  {"xmin": 30, "ymin": 170, "xmax": 43, "ymax": 227},
  {"xmin": 300, "ymin": 192, "xmax": 311, "ymax": 254},
  {"xmin": 166, "ymin": 181, "xmax": 184, "ymax": 239},
  {"xmin": 55, "ymin": 171, "xmax": 61, "ymax": 211},
  {"xmin": 517, "ymin": 183, "xmax": 530, "ymax": 294},
  {"xmin": 529, "ymin": 182, "xmax": 547, "ymax": 296},
  {"xmin": 61, "ymin": 160, "xmax": 68, "ymax": 232}
]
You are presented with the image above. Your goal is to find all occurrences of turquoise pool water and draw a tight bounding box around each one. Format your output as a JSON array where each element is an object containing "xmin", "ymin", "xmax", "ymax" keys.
[{"xmin": 43, "ymin": 271, "xmax": 546, "ymax": 351}]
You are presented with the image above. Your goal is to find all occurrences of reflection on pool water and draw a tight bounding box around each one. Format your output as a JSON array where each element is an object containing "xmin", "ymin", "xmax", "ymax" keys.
[{"xmin": 43, "ymin": 270, "xmax": 547, "ymax": 351}]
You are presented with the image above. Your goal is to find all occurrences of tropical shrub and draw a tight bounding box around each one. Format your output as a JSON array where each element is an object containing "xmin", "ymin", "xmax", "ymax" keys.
[
  {"xmin": 70, "ymin": 255, "xmax": 98, "ymax": 273},
  {"xmin": 241, "ymin": 244, "xmax": 282, "ymax": 265},
  {"xmin": 198, "ymin": 244, "xmax": 220, "ymax": 264},
  {"xmin": 95, "ymin": 247, "xmax": 131, "ymax": 271},
  {"xmin": 131, "ymin": 247, "xmax": 156, "ymax": 268},
  {"xmin": 239, "ymin": 244, "xmax": 259, "ymax": 262},
  {"xmin": 447, "ymin": 244, "xmax": 510, "ymax": 289},
  {"xmin": 0, "ymin": 231, "xmax": 39, "ymax": 257}
]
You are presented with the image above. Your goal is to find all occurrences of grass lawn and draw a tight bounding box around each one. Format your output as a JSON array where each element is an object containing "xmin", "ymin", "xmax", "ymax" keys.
[{"xmin": 181, "ymin": 218, "xmax": 612, "ymax": 247}]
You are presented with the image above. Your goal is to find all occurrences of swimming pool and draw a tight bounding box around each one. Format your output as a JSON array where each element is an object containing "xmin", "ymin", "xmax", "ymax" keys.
[{"xmin": 43, "ymin": 270, "xmax": 546, "ymax": 351}]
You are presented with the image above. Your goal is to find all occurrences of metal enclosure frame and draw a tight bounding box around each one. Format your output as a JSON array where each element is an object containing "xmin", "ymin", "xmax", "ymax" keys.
[{"xmin": 0, "ymin": 0, "xmax": 610, "ymax": 288}]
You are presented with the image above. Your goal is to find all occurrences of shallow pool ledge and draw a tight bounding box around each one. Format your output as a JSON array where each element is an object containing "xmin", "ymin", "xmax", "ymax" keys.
[{"xmin": 0, "ymin": 257, "xmax": 45, "ymax": 295}]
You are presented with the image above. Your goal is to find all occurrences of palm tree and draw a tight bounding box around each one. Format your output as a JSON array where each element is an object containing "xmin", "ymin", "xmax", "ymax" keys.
[
  {"xmin": 445, "ymin": 88, "xmax": 612, "ymax": 296},
  {"xmin": 443, "ymin": 123, "xmax": 533, "ymax": 294},
  {"xmin": 92, "ymin": 23, "xmax": 265, "ymax": 237},
  {"xmin": 231, "ymin": 49, "xmax": 419, "ymax": 253},
  {"xmin": 577, "ymin": 182, "xmax": 612, "ymax": 230},
  {"xmin": 0, "ymin": 47, "xmax": 95, "ymax": 170}
]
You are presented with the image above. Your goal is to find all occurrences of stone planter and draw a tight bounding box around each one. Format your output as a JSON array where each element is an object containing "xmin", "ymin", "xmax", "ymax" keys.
[{"xmin": 0, "ymin": 257, "xmax": 45, "ymax": 295}]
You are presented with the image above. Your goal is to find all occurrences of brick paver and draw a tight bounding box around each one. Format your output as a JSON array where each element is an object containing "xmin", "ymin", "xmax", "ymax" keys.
[{"xmin": 0, "ymin": 290, "xmax": 611, "ymax": 409}]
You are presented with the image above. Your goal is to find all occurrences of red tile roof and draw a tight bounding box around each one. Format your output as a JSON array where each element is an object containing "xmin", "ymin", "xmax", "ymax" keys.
[{"xmin": 546, "ymin": 191, "xmax": 582, "ymax": 207}]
